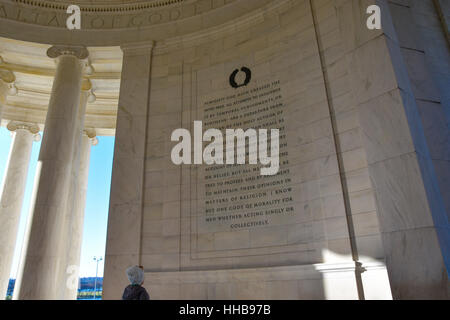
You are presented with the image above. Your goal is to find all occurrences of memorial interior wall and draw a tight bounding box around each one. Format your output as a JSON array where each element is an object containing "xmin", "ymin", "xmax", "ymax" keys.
[
  {"xmin": 0, "ymin": 0, "xmax": 448, "ymax": 300},
  {"xmin": 103, "ymin": 0, "xmax": 449, "ymax": 300},
  {"xmin": 106, "ymin": 0, "xmax": 392, "ymax": 299}
]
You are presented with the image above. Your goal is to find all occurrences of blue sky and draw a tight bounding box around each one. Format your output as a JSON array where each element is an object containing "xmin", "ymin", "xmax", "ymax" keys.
[{"xmin": 0, "ymin": 126, "xmax": 114, "ymax": 278}]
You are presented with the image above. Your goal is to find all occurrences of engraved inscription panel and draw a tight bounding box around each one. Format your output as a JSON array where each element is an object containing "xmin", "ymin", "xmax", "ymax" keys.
[{"xmin": 191, "ymin": 74, "xmax": 299, "ymax": 253}]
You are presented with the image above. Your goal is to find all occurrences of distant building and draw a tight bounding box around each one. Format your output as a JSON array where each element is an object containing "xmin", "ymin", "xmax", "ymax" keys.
[
  {"xmin": 6, "ymin": 279, "xmax": 14, "ymax": 299},
  {"xmin": 5, "ymin": 278, "xmax": 102, "ymax": 299},
  {"xmin": 77, "ymin": 277, "xmax": 103, "ymax": 300},
  {"xmin": 78, "ymin": 277, "xmax": 103, "ymax": 291}
]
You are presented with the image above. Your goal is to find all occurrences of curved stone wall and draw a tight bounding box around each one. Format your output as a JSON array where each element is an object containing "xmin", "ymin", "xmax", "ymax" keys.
[
  {"xmin": 103, "ymin": 0, "xmax": 396, "ymax": 300},
  {"xmin": 1, "ymin": 0, "xmax": 448, "ymax": 300},
  {"xmin": 103, "ymin": 0, "xmax": 450, "ymax": 300}
]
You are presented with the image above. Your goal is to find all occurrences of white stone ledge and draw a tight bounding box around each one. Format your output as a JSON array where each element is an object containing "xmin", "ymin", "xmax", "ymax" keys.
[{"xmin": 144, "ymin": 261, "xmax": 388, "ymax": 284}]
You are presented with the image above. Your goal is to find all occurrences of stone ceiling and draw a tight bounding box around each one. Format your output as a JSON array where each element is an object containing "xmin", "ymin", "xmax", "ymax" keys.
[{"xmin": 0, "ymin": 37, "xmax": 122, "ymax": 135}]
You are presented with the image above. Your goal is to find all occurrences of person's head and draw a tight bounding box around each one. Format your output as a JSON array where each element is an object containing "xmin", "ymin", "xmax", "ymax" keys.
[{"xmin": 126, "ymin": 265, "xmax": 145, "ymax": 285}]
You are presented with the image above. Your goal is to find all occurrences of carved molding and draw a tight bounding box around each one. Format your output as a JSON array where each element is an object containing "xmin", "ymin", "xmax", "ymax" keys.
[
  {"xmin": 0, "ymin": 0, "xmax": 237, "ymax": 30},
  {"xmin": 12, "ymin": 0, "xmax": 184, "ymax": 13},
  {"xmin": 0, "ymin": 0, "xmax": 284, "ymax": 48}
]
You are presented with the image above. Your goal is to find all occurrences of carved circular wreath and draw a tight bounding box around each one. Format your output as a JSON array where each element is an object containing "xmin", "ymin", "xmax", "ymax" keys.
[{"xmin": 229, "ymin": 67, "xmax": 252, "ymax": 89}]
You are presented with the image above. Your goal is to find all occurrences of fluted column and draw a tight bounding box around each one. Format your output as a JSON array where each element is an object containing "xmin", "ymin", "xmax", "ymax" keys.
[
  {"xmin": 57, "ymin": 79, "xmax": 94, "ymax": 299},
  {"xmin": 55, "ymin": 84, "xmax": 89, "ymax": 300},
  {"xmin": 62, "ymin": 129, "xmax": 98, "ymax": 299},
  {"xmin": 0, "ymin": 122, "xmax": 40, "ymax": 299},
  {"xmin": 14, "ymin": 46, "xmax": 88, "ymax": 300}
]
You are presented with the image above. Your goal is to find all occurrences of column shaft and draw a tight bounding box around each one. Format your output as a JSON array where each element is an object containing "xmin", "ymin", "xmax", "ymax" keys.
[
  {"xmin": 57, "ymin": 90, "xmax": 87, "ymax": 299},
  {"xmin": 62, "ymin": 132, "xmax": 96, "ymax": 299},
  {"xmin": 15, "ymin": 48, "xmax": 87, "ymax": 300},
  {"xmin": 0, "ymin": 127, "xmax": 38, "ymax": 298},
  {"xmin": 57, "ymin": 88, "xmax": 91, "ymax": 299}
]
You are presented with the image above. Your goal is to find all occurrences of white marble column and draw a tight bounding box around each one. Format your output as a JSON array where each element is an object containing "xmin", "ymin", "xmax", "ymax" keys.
[
  {"xmin": 0, "ymin": 81, "xmax": 6, "ymax": 122},
  {"xmin": 56, "ymin": 81, "xmax": 90, "ymax": 299},
  {"xmin": 14, "ymin": 46, "xmax": 88, "ymax": 300},
  {"xmin": 62, "ymin": 130, "xmax": 98, "ymax": 300},
  {"xmin": 0, "ymin": 122, "xmax": 40, "ymax": 299}
]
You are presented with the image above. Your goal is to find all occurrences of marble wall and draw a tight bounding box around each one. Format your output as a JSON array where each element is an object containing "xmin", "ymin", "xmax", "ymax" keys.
[{"xmin": 104, "ymin": 0, "xmax": 449, "ymax": 300}]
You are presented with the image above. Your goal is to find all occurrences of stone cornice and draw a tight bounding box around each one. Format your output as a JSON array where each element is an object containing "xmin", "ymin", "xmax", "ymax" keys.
[
  {"xmin": 152, "ymin": 0, "xmax": 292, "ymax": 54},
  {"xmin": 0, "ymin": 0, "xmax": 235, "ymax": 30},
  {"xmin": 12, "ymin": 0, "xmax": 185, "ymax": 13},
  {"xmin": 0, "ymin": 0, "xmax": 288, "ymax": 47}
]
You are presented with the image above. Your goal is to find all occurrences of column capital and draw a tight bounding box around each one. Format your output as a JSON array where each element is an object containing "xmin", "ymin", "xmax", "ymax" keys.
[
  {"xmin": 81, "ymin": 79, "xmax": 96, "ymax": 103},
  {"xmin": 84, "ymin": 59, "xmax": 95, "ymax": 75},
  {"xmin": 0, "ymin": 65, "xmax": 18, "ymax": 96},
  {"xmin": 81, "ymin": 79, "xmax": 93, "ymax": 92},
  {"xmin": 0, "ymin": 68, "xmax": 15, "ymax": 84},
  {"xmin": 7, "ymin": 121, "xmax": 41, "ymax": 141},
  {"xmin": 47, "ymin": 46, "xmax": 89, "ymax": 60},
  {"xmin": 84, "ymin": 128, "xmax": 99, "ymax": 146}
]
